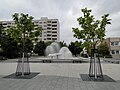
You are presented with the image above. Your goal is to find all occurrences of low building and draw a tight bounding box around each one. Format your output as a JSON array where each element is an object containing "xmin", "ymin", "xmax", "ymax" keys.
[{"xmin": 104, "ymin": 37, "xmax": 120, "ymax": 59}]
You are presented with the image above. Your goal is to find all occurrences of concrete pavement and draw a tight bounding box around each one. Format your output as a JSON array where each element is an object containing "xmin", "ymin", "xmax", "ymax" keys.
[{"xmin": 0, "ymin": 61, "xmax": 120, "ymax": 90}]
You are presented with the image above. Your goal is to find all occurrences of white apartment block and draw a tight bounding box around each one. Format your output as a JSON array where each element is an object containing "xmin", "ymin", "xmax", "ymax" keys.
[{"xmin": 0, "ymin": 17, "xmax": 60, "ymax": 42}]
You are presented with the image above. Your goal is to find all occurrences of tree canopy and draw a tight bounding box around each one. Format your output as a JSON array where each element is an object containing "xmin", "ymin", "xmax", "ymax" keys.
[
  {"xmin": 98, "ymin": 42, "xmax": 110, "ymax": 57},
  {"xmin": 6, "ymin": 13, "xmax": 43, "ymax": 55},
  {"xmin": 7, "ymin": 13, "xmax": 43, "ymax": 45},
  {"xmin": 72, "ymin": 8, "xmax": 111, "ymax": 49},
  {"xmin": 34, "ymin": 41, "xmax": 47, "ymax": 56},
  {"xmin": 0, "ymin": 23, "xmax": 5, "ymax": 44},
  {"xmin": 68, "ymin": 41, "xmax": 82, "ymax": 56}
]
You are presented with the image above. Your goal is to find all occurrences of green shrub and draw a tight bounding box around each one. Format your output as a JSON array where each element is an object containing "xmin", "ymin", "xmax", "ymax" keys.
[{"xmin": 105, "ymin": 55, "xmax": 112, "ymax": 58}]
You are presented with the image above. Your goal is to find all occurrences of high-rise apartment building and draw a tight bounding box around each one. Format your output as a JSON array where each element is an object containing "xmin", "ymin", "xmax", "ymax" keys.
[{"xmin": 0, "ymin": 17, "xmax": 60, "ymax": 42}]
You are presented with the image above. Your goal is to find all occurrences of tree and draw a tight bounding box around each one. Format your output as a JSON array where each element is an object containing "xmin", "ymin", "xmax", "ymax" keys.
[
  {"xmin": 45, "ymin": 41, "xmax": 53, "ymax": 46},
  {"xmin": 0, "ymin": 23, "xmax": 6, "ymax": 57},
  {"xmin": 0, "ymin": 23, "xmax": 19, "ymax": 58},
  {"xmin": 6, "ymin": 13, "xmax": 43, "ymax": 76},
  {"xmin": 68, "ymin": 41, "xmax": 82, "ymax": 56},
  {"xmin": 98, "ymin": 42, "xmax": 110, "ymax": 57},
  {"xmin": 1, "ymin": 37, "xmax": 19, "ymax": 58},
  {"xmin": 7, "ymin": 13, "xmax": 43, "ymax": 56},
  {"xmin": 34, "ymin": 41, "xmax": 47, "ymax": 56},
  {"xmin": 24, "ymin": 39, "xmax": 34, "ymax": 53},
  {"xmin": 0, "ymin": 23, "xmax": 5, "ymax": 45},
  {"xmin": 72, "ymin": 8, "xmax": 111, "ymax": 52},
  {"xmin": 59, "ymin": 41, "xmax": 67, "ymax": 48}
]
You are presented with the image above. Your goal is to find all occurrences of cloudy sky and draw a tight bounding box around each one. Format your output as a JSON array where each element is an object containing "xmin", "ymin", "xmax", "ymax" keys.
[{"xmin": 0, "ymin": 0, "xmax": 120, "ymax": 44}]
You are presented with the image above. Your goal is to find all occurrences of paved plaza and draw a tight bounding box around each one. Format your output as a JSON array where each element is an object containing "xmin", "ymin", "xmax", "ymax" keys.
[{"xmin": 0, "ymin": 58, "xmax": 120, "ymax": 90}]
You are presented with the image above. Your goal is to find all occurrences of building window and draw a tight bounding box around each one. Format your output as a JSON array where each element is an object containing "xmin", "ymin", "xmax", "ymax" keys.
[
  {"xmin": 111, "ymin": 42, "xmax": 114, "ymax": 46},
  {"xmin": 47, "ymin": 34, "xmax": 51, "ymax": 36},
  {"xmin": 35, "ymin": 25, "xmax": 38, "ymax": 27},
  {"xmin": 44, "ymin": 31, "xmax": 47, "ymax": 33},
  {"xmin": 52, "ymin": 38, "xmax": 57, "ymax": 40},
  {"xmin": 47, "ymin": 38, "xmax": 51, "ymax": 40},
  {"xmin": 47, "ymin": 21, "xmax": 51, "ymax": 23},
  {"xmin": 44, "ymin": 25, "xmax": 47, "ymax": 27},
  {"xmin": 52, "ymin": 28, "xmax": 57, "ymax": 30},
  {"xmin": 44, "ymin": 22, "xmax": 46, "ymax": 24},
  {"xmin": 52, "ymin": 25, "xmax": 57, "ymax": 27},
  {"xmin": 2, "ymin": 23, "xmax": 7, "ymax": 25},
  {"xmin": 47, "ymin": 27, "xmax": 51, "ymax": 29},
  {"xmin": 116, "ymin": 50, "xmax": 119, "ymax": 54},
  {"xmin": 52, "ymin": 21, "xmax": 57, "ymax": 23},
  {"xmin": 47, "ymin": 24, "xmax": 51, "ymax": 26},
  {"xmin": 39, "ymin": 22, "xmax": 42, "ymax": 24},
  {"xmin": 114, "ymin": 42, "xmax": 119, "ymax": 46},
  {"xmin": 52, "ymin": 31, "xmax": 57, "ymax": 33},
  {"xmin": 34, "ymin": 21, "xmax": 38, "ymax": 23},
  {"xmin": 111, "ymin": 50, "xmax": 115, "ymax": 54},
  {"xmin": 7, "ymin": 22, "xmax": 12, "ymax": 25},
  {"xmin": 40, "ymin": 34, "xmax": 42, "ymax": 37},
  {"xmin": 44, "ymin": 35, "xmax": 46, "ymax": 37},
  {"xmin": 7, "ymin": 26, "xmax": 11, "ymax": 28},
  {"xmin": 3, "ymin": 26, "xmax": 6, "ymax": 28},
  {"xmin": 52, "ymin": 35, "xmax": 57, "ymax": 37},
  {"xmin": 47, "ymin": 31, "xmax": 51, "ymax": 33},
  {"xmin": 111, "ymin": 41, "xmax": 119, "ymax": 46},
  {"xmin": 111, "ymin": 50, "xmax": 120, "ymax": 54}
]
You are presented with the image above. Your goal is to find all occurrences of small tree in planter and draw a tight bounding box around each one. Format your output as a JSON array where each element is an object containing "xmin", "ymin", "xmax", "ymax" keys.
[
  {"xmin": 7, "ymin": 13, "xmax": 43, "ymax": 76},
  {"xmin": 72, "ymin": 8, "xmax": 111, "ymax": 79}
]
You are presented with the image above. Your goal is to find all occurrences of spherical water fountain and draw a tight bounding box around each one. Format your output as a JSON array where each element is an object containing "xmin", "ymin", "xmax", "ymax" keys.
[
  {"xmin": 51, "ymin": 42, "xmax": 60, "ymax": 53},
  {"xmin": 45, "ymin": 45, "xmax": 55, "ymax": 56},
  {"xmin": 45, "ymin": 42, "xmax": 73, "ymax": 59},
  {"xmin": 59, "ymin": 47, "xmax": 72, "ymax": 59},
  {"xmin": 45, "ymin": 42, "xmax": 60, "ymax": 56}
]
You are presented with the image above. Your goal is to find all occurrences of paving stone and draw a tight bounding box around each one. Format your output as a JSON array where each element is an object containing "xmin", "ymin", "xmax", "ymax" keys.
[
  {"xmin": 61, "ymin": 85, "xmax": 67, "ymax": 90},
  {"xmin": 74, "ymin": 86, "xmax": 81, "ymax": 90},
  {"xmin": 0, "ymin": 62, "xmax": 119, "ymax": 90},
  {"xmin": 54, "ymin": 87, "xmax": 61, "ymax": 90}
]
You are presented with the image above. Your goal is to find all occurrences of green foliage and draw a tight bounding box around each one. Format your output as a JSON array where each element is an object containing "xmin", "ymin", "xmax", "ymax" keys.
[
  {"xmin": 0, "ymin": 23, "xmax": 3, "ymax": 35},
  {"xmin": 34, "ymin": 41, "xmax": 47, "ymax": 56},
  {"xmin": 0, "ymin": 23, "xmax": 5, "ymax": 44},
  {"xmin": 0, "ymin": 13, "xmax": 42, "ymax": 58},
  {"xmin": 1, "ymin": 24, "xmax": 19, "ymax": 59},
  {"xmin": 24, "ymin": 39, "xmax": 34, "ymax": 53},
  {"xmin": 45, "ymin": 41, "xmax": 53, "ymax": 46},
  {"xmin": 59, "ymin": 41, "xmax": 67, "ymax": 48},
  {"xmin": 72, "ymin": 8, "xmax": 111, "ymax": 49},
  {"xmin": 5, "ymin": 13, "xmax": 43, "ymax": 55},
  {"xmin": 68, "ymin": 41, "xmax": 83, "ymax": 56},
  {"xmin": 7, "ymin": 13, "xmax": 43, "ymax": 44},
  {"xmin": 0, "ymin": 36, "xmax": 19, "ymax": 58},
  {"xmin": 98, "ymin": 42, "xmax": 110, "ymax": 57}
]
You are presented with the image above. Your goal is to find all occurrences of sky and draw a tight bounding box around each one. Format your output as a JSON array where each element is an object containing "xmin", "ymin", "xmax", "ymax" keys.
[{"xmin": 0, "ymin": 0, "xmax": 120, "ymax": 44}]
